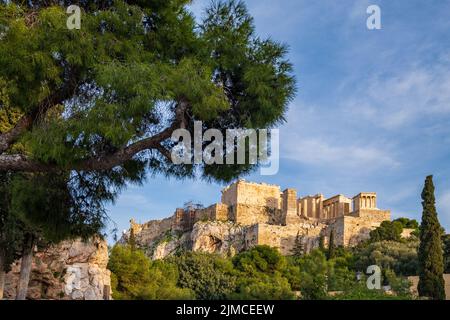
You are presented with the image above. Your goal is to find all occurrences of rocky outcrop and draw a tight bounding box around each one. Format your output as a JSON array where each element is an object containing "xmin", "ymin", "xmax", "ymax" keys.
[
  {"xmin": 4, "ymin": 237, "xmax": 111, "ymax": 300},
  {"xmin": 190, "ymin": 221, "xmax": 248, "ymax": 255}
]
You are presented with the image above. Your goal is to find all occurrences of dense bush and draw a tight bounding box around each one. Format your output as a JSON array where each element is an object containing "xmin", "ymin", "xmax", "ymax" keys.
[
  {"xmin": 353, "ymin": 239, "xmax": 419, "ymax": 276},
  {"xmin": 393, "ymin": 218, "xmax": 419, "ymax": 230},
  {"xmin": 369, "ymin": 221, "xmax": 404, "ymax": 242},
  {"xmin": 230, "ymin": 246, "xmax": 295, "ymax": 300},
  {"xmin": 108, "ymin": 245, "xmax": 194, "ymax": 300},
  {"xmin": 169, "ymin": 251, "xmax": 236, "ymax": 300}
]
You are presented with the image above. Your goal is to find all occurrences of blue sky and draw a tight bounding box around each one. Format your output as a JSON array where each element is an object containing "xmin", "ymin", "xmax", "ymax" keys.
[{"xmin": 106, "ymin": 0, "xmax": 450, "ymax": 242}]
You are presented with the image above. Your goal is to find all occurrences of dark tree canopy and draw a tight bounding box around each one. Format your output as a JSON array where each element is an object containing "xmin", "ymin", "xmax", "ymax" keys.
[
  {"xmin": 0, "ymin": 0, "xmax": 296, "ymax": 183},
  {"xmin": 369, "ymin": 220, "xmax": 404, "ymax": 243},
  {"xmin": 418, "ymin": 175, "xmax": 445, "ymax": 300}
]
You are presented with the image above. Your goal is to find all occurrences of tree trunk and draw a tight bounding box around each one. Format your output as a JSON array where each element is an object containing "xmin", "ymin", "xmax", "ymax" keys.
[
  {"xmin": 0, "ymin": 253, "xmax": 5, "ymax": 300},
  {"xmin": 15, "ymin": 234, "xmax": 35, "ymax": 300}
]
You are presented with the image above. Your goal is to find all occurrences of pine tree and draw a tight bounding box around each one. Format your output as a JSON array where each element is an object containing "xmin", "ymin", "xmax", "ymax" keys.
[
  {"xmin": 0, "ymin": 0, "xmax": 295, "ymax": 179},
  {"xmin": 327, "ymin": 229, "xmax": 336, "ymax": 260},
  {"xmin": 418, "ymin": 175, "xmax": 445, "ymax": 300},
  {"xmin": 291, "ymin": 232, "xmax": 305, "ymax": 258},
  {"xmin": 0, "ymin": 0, "xmax": 295, "ymax": 298}
]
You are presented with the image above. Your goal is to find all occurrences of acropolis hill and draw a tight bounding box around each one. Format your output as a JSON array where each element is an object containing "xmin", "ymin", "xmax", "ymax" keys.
[{"xmin": 122, "ymin": 180, "xmax": 391, "ymax": 259}]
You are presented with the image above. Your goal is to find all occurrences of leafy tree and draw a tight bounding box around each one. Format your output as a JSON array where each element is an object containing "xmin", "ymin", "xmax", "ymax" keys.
[
  {"xmin": 231, "ymin": 246, "xmax": 294, "ymax": 299},
  {"xmin": 229, "ymin": 273, "xmax": 295, "ymax": 300},
  {"xmin": 418, "ymin": 175, "xmax": 445, "ymax": 300},
  {"xmin": 326, "ymin": 248, "xmax": 356, "ymax": 292},
  {"xmin": 0, "ymin": 0, "xmax": 295, "ymax": 183},
  {"xmin": 232, "ymin": 245, "xmax": 286, "ymax": 276},
  {"xmin": 369, "ymin": 220, "xmax": 404, "ymax": 243},
  {"xmin": 1, "ymin": 78, "xmax": 117, "ymax": 299},
  {"xmin": 0, "ymin": 0, "xmax": 295, "ymax": 298},
  {"xmin": 170, "ymin": 251, "xmax": 236, "ymax": 300},
  {"xmin": 109, "ymin": 245, "xmax": 194, "ymax": 300},
  {"xmin": 295, "ymin": 249, "xmax": 328, "ymax": 299},
  {"xmin": 353, "ymin": 239, "xmax": 419, "ymax": 276},
  {"xmin": 393, "ymin": 217, "xmax": 419, "ymax": 230},
  {"xmin": 327, "ymin": 229, "xmax": 336, "ymax": 260}
]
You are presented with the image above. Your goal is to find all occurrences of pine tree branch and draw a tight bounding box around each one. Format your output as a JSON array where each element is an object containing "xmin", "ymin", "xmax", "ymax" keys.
[
  {"xmin": 0, "ymin": 100, "xmax": 188, "ymax": 172},
  {"xmin": 0, "ymin": 76, "xmax": 80, "ymax": 155}
]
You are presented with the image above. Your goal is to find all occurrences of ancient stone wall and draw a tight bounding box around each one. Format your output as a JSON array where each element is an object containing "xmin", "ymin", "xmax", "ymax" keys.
[
  {"xmin": 4, "ymin": 237, "xmax": 111, "ymax": 300},
  {"xmin": 125, "ymin": 216, "xmax": 174, "ymax": 247},
  {"xmin": 222, "ymin": 180, "xmax": 281, "ymax": 209},
  {"xmin": 230, "ymin": 204, "xmax": 282, "ymax": 225},
  {"xmin": 255, "ymin": 222, "xmax": 326, "ymax": 255},
  {"xmin": 331, "ymin": 208, "xmax": 391, "ymax": 246},
  {"xmin": 194, "ymin": 203, "xmax": 229, "ymax": 223}
]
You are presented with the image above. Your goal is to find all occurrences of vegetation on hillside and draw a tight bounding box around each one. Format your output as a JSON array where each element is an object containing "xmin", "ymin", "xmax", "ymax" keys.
[
  {"xmin": 108, "ymin": 209, "xmax": 450, "ymax": 301},
  {"xmin": 109, "ymin": 239, "xmax": 416, "ymax": 300}
]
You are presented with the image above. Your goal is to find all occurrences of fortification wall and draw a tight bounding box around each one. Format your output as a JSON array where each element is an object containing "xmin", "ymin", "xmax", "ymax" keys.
[
  {"xmin": 221, "ymin": 181, "xmax": 281, "ymax": 209},
  {"xmin": 255, "ymin": 222, "xmax": 326, "ymax": 255},
  {"xmin": 331, "ymin": 209, "xmax": 391, "ymax": 246},
  {"xmin": 229, "ymin": 204, "xmax": 282, "ymax": 225},
  {"xmin": 194, "ymin": 203, "xmax": 229, "ymax": 222},
  {"xmin": 125, "ymin": 216, "xmax": 174, "ymax": 246}
]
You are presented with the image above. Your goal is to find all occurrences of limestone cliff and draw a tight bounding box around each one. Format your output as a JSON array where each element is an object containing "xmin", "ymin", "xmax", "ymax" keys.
[{"xmin": 4, "ymin": 237, "xmax": 111, "ymax": 300}]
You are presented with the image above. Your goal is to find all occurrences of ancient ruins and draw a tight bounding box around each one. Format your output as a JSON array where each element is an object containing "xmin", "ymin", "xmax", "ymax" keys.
[{"xmin": 124, "ymin": 180, "xmax": 391, "ymax": 259}]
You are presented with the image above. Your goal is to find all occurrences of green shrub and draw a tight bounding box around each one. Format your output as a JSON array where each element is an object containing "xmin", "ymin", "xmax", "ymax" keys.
[
  {"xmin": 353, "ymin": 239, "xmax": 419, "ymax": 276},
  {"xmin": 170, "ymin": 251, "xmax": 236, "ymax": 300},
  {"xmin": 108, "ymin": 245, "xmax": 194, "ymax": 300}
]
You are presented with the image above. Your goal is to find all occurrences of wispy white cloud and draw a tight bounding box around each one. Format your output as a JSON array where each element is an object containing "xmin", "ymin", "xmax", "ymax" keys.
[
  {"xmin": 343, "ymin": 61, "xmax": 450, "ymax": 129},
  {"xmin": 281, "ymin": 136, "xmax": 399, "ymax": 169}
]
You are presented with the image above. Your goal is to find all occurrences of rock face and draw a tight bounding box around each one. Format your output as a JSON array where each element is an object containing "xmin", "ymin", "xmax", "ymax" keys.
[
  {"xmin": 190, "ymin": 221, "xmax": 248, "ymax": 255},
  {"xmin": 4, "ymin": 237, "xmax": 111, "ymax": 300}
]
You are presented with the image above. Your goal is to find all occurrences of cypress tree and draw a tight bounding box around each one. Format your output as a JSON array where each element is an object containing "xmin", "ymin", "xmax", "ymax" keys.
[
  {"xmin": 327, "ymin": 229, "xmax": 336, "ymax": 260},
  {"xmin": 128, "ymin": 228, "xmax": 137, "ymax": 251},
  {"xmin": 443, "ymin": 234, "xmax": 450, "ymax": 273},
  {"xmin": 418, "ymin": 175, "xmax": 445, "ymax": 300},
  {"xmin": 318, "ymin": 235, "xmax": 325, "ymax": 251},
  {"xmin": 291, "ymin": 232, "xmax": 305, "ymax": 258}
]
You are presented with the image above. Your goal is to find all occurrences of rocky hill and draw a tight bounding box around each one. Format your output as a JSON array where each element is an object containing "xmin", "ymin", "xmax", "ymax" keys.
[{"xmin": 121, "ymin": 180, "xmax": 392, "ymax": 259}]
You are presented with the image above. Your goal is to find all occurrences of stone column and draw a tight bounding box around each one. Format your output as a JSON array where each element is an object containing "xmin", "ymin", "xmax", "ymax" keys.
[{"xmin": 311, "ymin": 198, "xmax": 316, "ymax": 219}]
